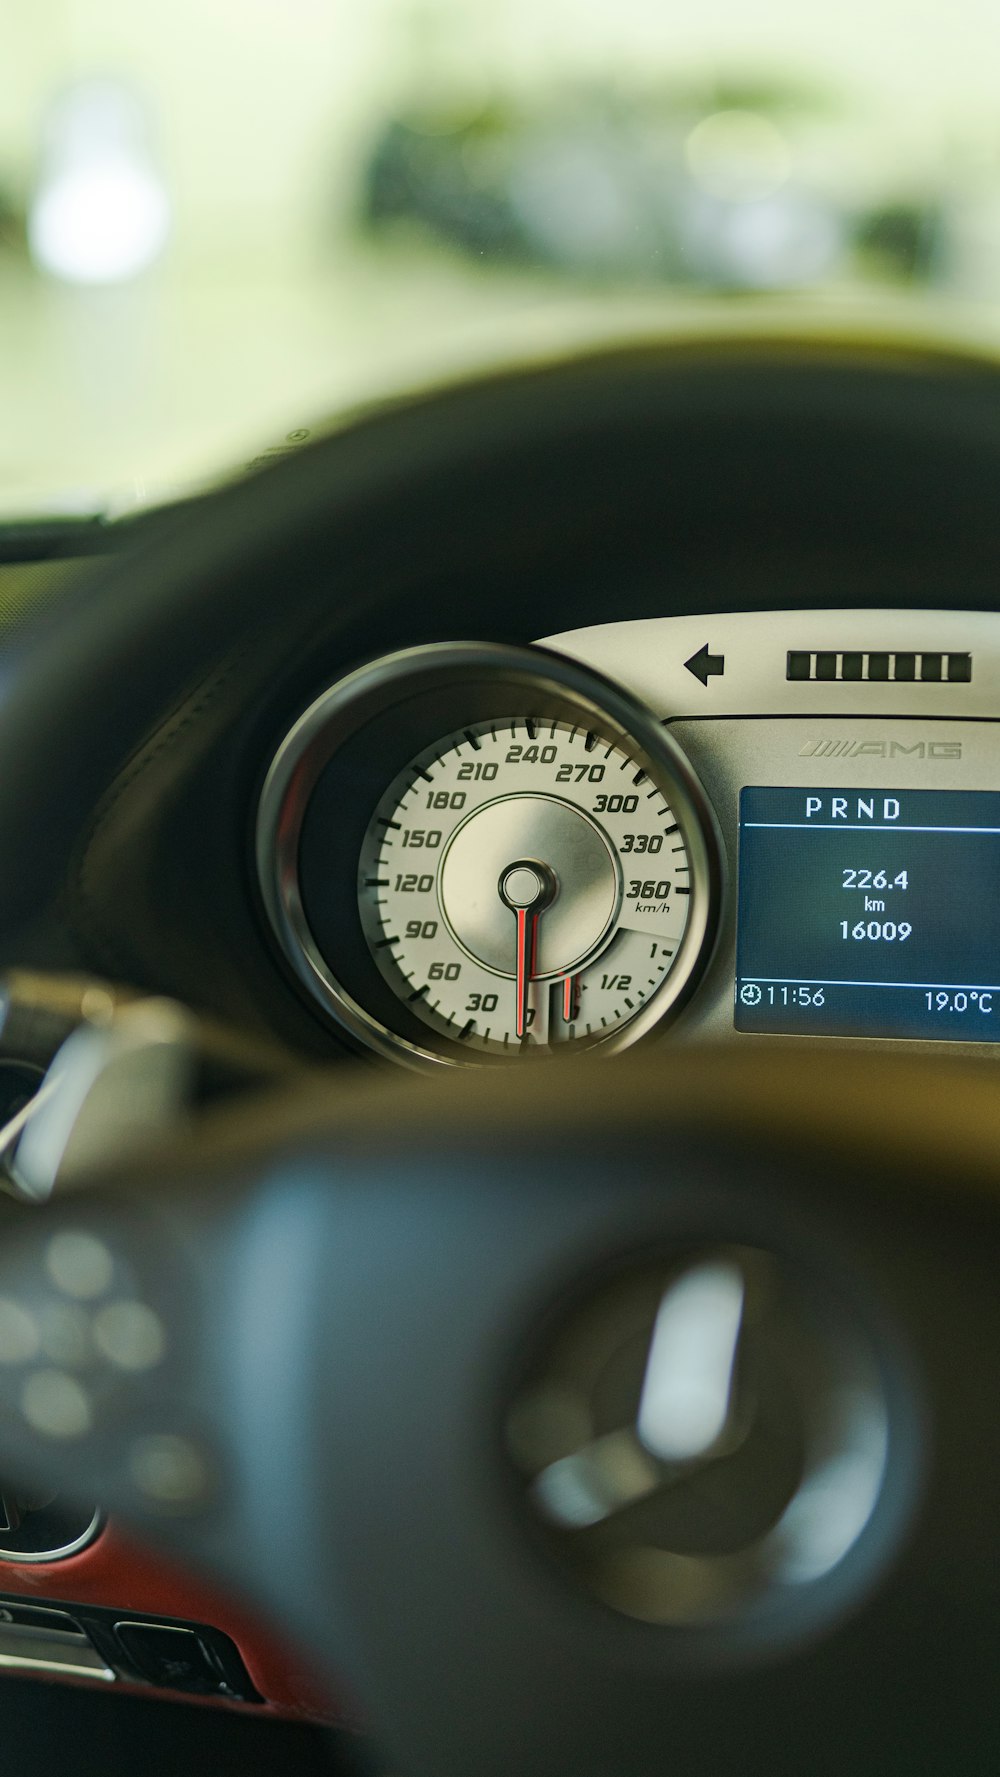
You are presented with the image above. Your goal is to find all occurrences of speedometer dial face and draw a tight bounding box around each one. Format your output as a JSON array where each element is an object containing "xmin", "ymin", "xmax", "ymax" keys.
[
  {"xmin": 359, "ymin": 720, "xmax": 693, "ymax": 1054},
  {"xmin": 257, "ymin": 641, "xmax": 719, "ymax": 1069}
]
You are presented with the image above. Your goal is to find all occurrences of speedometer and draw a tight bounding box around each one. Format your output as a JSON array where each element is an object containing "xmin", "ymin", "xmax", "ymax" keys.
[
  {"xmin": 257, "ymin": 643, "xmax": 720, "ymax": 1067},
  {"xmin": 359, "ymin": 722, "xmax": 693, "ymax": 1054}
]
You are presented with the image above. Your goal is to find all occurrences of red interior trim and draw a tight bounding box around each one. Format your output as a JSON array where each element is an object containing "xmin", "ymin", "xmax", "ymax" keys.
[{"xmin": 0, "ymin": 1522, "xmax": 339, "ymax": 1722}]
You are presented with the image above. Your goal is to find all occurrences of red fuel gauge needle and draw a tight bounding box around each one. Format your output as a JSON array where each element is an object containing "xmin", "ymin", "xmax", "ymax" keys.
[
  {"xmin": 562, "ymin": 972, "xmax": 580, "ymax": 1023},
  {"xmin": 499, "ymin": 861, "xmax": 557, "ymax": 1042}
]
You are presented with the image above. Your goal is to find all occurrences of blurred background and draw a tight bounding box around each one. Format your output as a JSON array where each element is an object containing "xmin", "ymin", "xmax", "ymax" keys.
[{"xmin": 5, "ymin": 0, "xmax": 1000, "ymax": 512}]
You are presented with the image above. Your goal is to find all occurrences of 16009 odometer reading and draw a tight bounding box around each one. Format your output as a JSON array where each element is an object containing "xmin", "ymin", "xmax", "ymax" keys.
[
  {"xmin": 736, "ymin": 786, "xmax": 1000, "ymax": 1041},
  {"xmin": 359, "ymin": 720, "xmax": 694, "ymax": 1053}
]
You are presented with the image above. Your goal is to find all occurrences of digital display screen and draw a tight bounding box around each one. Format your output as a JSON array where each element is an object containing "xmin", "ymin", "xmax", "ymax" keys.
[{"xmin": 735, "ymin": 786, "xmax": 1000, "ymax": 1042}]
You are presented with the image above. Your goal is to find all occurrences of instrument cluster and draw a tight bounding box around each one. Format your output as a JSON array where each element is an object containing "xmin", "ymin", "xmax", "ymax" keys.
[{"xmin": 256, "ymin": 610, "xmax": 1000, "ymax": 1066}]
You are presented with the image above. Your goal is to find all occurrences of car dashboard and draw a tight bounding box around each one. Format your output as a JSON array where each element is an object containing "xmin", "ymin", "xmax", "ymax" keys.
[
  {"xmin": 0, "ymin": 336, "xmax": 998, "ymax": 1736},
  {"xmin": 253, "ymin": 606, "xmax": 1000, "ymax": 1067}
]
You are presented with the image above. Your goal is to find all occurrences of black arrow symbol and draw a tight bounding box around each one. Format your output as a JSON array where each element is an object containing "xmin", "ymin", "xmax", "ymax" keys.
[{"xmin": 684, "ymin": 644, "xmax": 725, "ymax": 687}]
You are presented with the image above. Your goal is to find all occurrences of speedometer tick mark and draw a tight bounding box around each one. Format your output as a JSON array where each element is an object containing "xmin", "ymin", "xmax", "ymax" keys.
[
  {"xmin": 408, "ymin": 985, "xmax": 428, "ymax": 1002},
  {"xmin": 375, "ymin": 936, "xmax": 400, "ymax": 948},
  {"xmin": 584, "ymin": 731, "xmax": 597, "ymax": 753},
  {"xmin": 364, "ymin": 878, "xmax": 389, "ymax": 887},
  {"xmin": 377, "ymin": 819, "xmax": 401, "ymax": 830},
  {"xmin": 526, "ymin": 718, "xmax": 538, "ymax": 739},
  {"xmin": 458, "ymin": 1019, "xmax": 475, "ymax": 1040},
  {"xmin": 663, "ymin": 823, "xmax": 679, "ymax": 836},
  {"xmin": 463, "ymin": 729, "xmax": 481, "ymax": 751},
  {"xmin": 632, "ymin": 770, "xmax": 648, "ymax": 785}
]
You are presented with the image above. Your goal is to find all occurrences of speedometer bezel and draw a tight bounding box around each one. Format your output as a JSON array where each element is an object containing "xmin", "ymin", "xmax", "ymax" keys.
[{"xmin": 255, "ymin": 642, "xmax": 722, "ymax": 1069}]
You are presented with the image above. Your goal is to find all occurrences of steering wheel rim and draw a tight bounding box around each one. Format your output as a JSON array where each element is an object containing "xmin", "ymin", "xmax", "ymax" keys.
[{"xmin": 4, "ymin": 332, "xmax": 1000, "ymax": 939}]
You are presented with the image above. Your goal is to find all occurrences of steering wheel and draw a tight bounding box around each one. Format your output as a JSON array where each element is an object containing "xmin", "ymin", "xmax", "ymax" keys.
[{"xmin": 0, "ymin": 343, "xmax": 997, "ymax": 1776}]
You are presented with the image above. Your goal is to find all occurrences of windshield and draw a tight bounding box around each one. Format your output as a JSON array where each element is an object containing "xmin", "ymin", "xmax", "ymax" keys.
[{"xmin": 4, "ymin": 2, "xmax": 999, "ymax": 513}]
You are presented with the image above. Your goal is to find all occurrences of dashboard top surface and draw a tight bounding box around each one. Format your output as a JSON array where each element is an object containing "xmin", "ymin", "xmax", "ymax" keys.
[{"xmin": 541, "ymin": 608, "xmax": 999, "ymax": 721}]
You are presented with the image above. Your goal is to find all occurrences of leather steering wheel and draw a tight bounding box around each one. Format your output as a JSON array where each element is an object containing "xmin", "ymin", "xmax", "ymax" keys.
[{"xmin": 0, "ymin": 344, "xmax": 996, "ymax": 1775}]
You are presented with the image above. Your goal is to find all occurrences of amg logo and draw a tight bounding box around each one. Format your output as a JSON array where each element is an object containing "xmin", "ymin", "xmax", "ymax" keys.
[{"xmin": 798, "ymin": 739, "xmax": 963, "ymax": 760}]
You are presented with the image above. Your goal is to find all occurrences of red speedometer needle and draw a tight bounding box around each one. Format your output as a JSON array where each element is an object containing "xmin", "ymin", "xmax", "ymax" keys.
[
  {"xmin": 514, "ymin": 906, "xmax": 536, "ymax": 1039},
  {"xmin": 499, "ymin": 861, "xmax": 557, "ymax": 1042}
]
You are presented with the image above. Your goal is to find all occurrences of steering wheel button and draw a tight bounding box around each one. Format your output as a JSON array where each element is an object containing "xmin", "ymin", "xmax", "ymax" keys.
[{"xmin": 114, "ymin": 1622, "xmax": 228, "ymax": 1695}]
